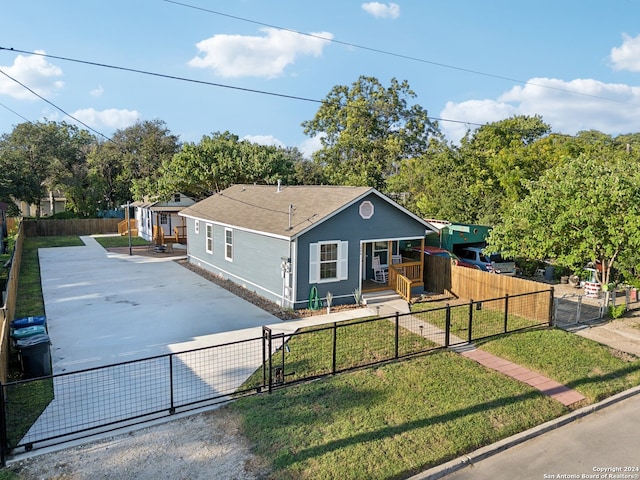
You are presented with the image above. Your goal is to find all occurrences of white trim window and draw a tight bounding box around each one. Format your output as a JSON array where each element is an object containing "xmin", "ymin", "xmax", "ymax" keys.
[
  {"xmin": 309, "ymin": 241, "xmax": 348, "ymax": 283},
  {"xmin": 205, "ymin": 224, "xmax": 213, "ymax": 254},
  {"xmin": 194, "ymin": 220, "xmax": 200, "ymax": 235},
  {"xmin": 224, "ymin": 228, "xmax": 233, "ymax": 261},
  {"xmin": 373, "ymin": 241, "xmax": 389, "ymax": 266}
]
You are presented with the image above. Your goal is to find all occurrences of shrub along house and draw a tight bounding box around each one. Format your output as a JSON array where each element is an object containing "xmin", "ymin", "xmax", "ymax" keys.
[{"xmin": 179, "ymin": 184, "xmax": 436, "ymax": 309}]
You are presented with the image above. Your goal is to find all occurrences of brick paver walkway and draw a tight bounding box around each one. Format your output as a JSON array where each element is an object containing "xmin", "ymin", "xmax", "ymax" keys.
[
  {"xmin": 460, "ymin": 348, "xmax": 586, "ymax": 406},
  {"xmin": 385, "ymin": 310, "xmax": 586, "ymax": 407}
]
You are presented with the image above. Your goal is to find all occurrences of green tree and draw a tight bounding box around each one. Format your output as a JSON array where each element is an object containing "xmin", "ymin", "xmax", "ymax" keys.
[
  {"xmin": 158, "ymin": 131, "xmax": 297, "ymax": 199},
  {"xmin": 457, "ymin": 115, "xmax": 553, "ymax": 224},
  {"xmin": 302, "ymin": 76, "xmax": 438, "ymax": 191},
  {"xmin": 386, "ymin": 138, "xmax": 476, "ymax": 222},
  {"xmin": 488, "ymin": 141, "xmax": 640, "ymax": 285},
  {"xmin": 86, "ymin": 140, "xmax": 129, "ymax": 211},
  {"xmin": 112, "ymin": 119, "xmax": 181, "ymax": 200},
  {"xmin": 0, "ymin": 120, "xmax": 95, "ymax": 218}
]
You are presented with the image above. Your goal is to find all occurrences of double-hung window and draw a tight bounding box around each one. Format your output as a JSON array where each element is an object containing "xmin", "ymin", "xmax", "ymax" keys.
[
  {"xmin": 309, "ymin": 241, "xmax": 348, "ymax": 283},
  {"xmin": 224, "ymin": 228, "xmax": 233, "ymax": 261},
  {"xmin": 205, "ymin": 224, "xmax": 213, "ymax": 254}
]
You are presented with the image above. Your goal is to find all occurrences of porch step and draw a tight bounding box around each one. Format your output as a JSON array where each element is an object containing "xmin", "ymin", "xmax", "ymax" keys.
[
  {"xmin": 362, "ymin": 290, "xmax": 401, "ymax": 305},
  {"xmin": 363, "ymin": 291, "xmax": 410, "ymax": 315}
]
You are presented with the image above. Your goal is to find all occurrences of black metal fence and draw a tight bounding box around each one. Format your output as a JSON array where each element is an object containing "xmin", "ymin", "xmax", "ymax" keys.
[{"xmin": 0, "ymin": 289, "xmax": 552, "ymax": 463}]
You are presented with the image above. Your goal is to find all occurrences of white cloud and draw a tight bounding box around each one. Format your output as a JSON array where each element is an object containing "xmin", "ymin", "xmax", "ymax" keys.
[
  {"xmin": 440, "ymin": 99, "xmax": 517, "ymax": 143},
  {"xmin": 71, "ymin": 108, "xmax": 140, "ymax": 130},
  {"xmin": 188, "ymin": 28, "xmax": 333, "ymax": 78},
  {"xmin": 299, "ymin": 135, "xmax": 324, "ymax": 158},
  {"xmin": 242, "ymin": 134, "xmax": 285, "ymax": 148},
  {"xmin": 361, "ymin": 2, "xmax": 400, "ymax": 19},
  {"xmin": 90, "ymin": 85, "xmax": 104, "ymax": 97},
  {"xmin": 440, "ymin": 77, "xmax": 640, "ymax": 142},
  {"xmin": 0, "ymin": 50, "xmax": 64, "ymax": 100},
  {"xmin": 610, "ymin": 33, "xmax": 640, "ymax": 72}
]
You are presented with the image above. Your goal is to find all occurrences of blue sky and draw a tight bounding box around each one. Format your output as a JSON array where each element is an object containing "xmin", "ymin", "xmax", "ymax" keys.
[{"xmin": 2, "ymin": 1, "xmax": 640, "ymax": 157}]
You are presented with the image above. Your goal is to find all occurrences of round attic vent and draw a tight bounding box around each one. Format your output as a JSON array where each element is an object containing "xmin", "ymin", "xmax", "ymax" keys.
[{"xmin": 359, "ymin": 201, "xmax": 374, "ymax": 219}]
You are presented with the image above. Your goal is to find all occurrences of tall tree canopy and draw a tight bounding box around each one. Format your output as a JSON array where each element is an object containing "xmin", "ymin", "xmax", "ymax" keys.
[
  {"xmin": 0, "ymin": 120, "xmax": 95, "ymax": 217},
  {"xmin": 158, "ymin": 131, "xmax": 298, "ymax": 200},
  {"xmin": 112, "ymin": 119, "xmax": 181, "ymax": 200},
  {"xmin": 302, "ymin": 76, "xmax": 438, "ymax": 191},
  {"xmin": 488, "ymin": 137, "xmax": 640, "ymax": 285},
  {"xmin": 85, "ymin": 119, "xmax": 180, "ymax": 207}
]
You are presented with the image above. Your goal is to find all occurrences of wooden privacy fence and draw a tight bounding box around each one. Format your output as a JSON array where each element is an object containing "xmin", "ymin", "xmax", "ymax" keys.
[
  {"xmin": 424, "ymin": 255, "xmax": 553, "ymax": 323},
  {"xmin": 0, "ymin": 222, "xmax": 24, "ymax": 384},
  {"xmin": 22, "ymin": 218, "xmax": 120, "ymax": 237}
]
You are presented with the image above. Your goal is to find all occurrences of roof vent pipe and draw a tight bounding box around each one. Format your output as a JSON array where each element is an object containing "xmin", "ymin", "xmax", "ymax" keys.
[{"xmin": 277, "ymin": 179, "xmax": 281, "ymax": 192}]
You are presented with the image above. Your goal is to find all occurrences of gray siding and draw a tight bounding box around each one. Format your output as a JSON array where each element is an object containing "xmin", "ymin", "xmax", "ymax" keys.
[
  {"xmin": 186, "ymin": 217, "xmax": 289, "ymax": 304},
  {"xmin": 295, "ymin": 193, "xmax": 426, "ymax": 306}
]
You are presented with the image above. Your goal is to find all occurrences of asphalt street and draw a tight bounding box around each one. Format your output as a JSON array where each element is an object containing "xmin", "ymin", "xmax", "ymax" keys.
[{"xmin": 432, "ymin": 390, "xmax": 640, "ymax": 480}]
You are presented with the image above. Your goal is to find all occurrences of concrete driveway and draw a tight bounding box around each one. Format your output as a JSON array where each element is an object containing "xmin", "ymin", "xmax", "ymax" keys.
[
  {"xmin": 20, "ymin": 235, "xmax": 373, "ymax": 449},
  {"xmin": 40, "ymin": 236, "xmax": 280, "ymax": 373}
]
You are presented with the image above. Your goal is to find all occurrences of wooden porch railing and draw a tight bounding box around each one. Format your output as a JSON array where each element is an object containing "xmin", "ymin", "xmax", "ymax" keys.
[
  {"xmin": 389, "ymin": 261, "xmax": 423, "ymax": 301},
  {"xmin": 118, "ymin": 219, "xmax": 137, "ymax": 236},
  {"xmin": 153, "ymin": 225, "xmax": 187, "ymax": 245}
]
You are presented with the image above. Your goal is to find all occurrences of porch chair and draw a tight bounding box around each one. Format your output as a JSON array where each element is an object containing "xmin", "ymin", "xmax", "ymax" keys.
[
  {"xmin": 391, "ymin": 254, "xmax": 405, "ymax": 275},
  {"xmin": 372, "ymin": 255, "xmax": 388, "ymax": 283}
]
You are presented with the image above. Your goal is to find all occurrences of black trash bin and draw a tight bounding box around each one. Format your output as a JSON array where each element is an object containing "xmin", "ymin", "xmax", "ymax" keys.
[{"xmin": 16, "ymin": 333, "xmax": 52, "ymax": 378}]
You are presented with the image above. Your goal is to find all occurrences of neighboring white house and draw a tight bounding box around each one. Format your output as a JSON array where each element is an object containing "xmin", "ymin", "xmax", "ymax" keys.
[
  {"xmin": 132, "ymin": 193, "xmax": 195, "ymax": 243},
  {"xmin": 16, "ymin": 190, "xmax": 67, "ymax": 217}
]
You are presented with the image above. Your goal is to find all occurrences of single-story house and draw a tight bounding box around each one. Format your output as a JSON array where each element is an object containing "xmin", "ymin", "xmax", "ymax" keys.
[
  {"xmin": 179, "ymin": 184, "xmax": 437, "ymax": 309},
  {"xmin": 132, "ymin": 193, "xmax": 195, "ymax": 244}
]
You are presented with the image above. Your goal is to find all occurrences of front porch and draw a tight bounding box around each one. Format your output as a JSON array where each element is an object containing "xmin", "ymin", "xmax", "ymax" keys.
[{"xmin": 361, "ymin": 239, "xmax": 425, "ymax": 302}]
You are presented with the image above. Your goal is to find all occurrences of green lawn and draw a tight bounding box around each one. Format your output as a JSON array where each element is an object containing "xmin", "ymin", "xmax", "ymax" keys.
[
  {"xmin": 478, "ymin": 328, "xmax": 640, "ymax": 403},
  {"xmin": 15, "ymin": 236, "xmax": 84, "ymax": 317},
  {"xmin": 230, "ymin": 350, "xmax": 565, "ymax": 479},
  {"xmin": 411, "ymin": 300, "xmax": 546, "ymax": 344},
  {"xmin": 228, "ymin": 326, "xmax": 640, "ymax": 479},
  {"xmin": 93, "ymin": 235, "xmax": 149, "ymax": 248},
  {"xmin": 6, "ymin": 235, "xmax": 640, "ymax": 479},
  {"xmin": 7, "ymin": 236, "xmax": 82, "ymax": 450},
  {"xmin": 241, "ymin": 317, "xmax": 438, "ymax": 392}
]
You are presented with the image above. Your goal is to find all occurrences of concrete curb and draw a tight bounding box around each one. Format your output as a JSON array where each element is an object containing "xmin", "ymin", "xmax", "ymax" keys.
[{"xmin": 409, "ymin": 384, "xmax": 640, "ymax": 480}]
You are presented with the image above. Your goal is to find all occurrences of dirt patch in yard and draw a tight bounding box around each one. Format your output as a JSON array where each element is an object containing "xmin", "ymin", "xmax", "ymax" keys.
[
  {"xmin": 574, "ymin": 313, "xmax": 640, "ymax": 358},
  {"xmin": 9, "ymin": 407, "xmax": 269, "ymax": 480}
]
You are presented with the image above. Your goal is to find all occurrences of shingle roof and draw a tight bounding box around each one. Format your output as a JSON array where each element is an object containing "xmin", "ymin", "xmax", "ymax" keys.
[{"xmin": 179, "ymin": 184, "xmax": 375, "ymax": 238}]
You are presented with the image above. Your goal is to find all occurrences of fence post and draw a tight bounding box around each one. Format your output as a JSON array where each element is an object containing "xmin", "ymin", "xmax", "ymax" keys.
[
  {"xmin": 548, "ymin": 288, "xmax": 555, "ymax": 327},
  {"xmin": 468, "ymin": 300, "xmax": 474, "ymax": 343},
  {"xmin": 169, "ymin": 355, "xmax": 175, "ymax": 414},
  {"xmin": 503, "ymin": 294, "xmax": 509, "ymax": 333},
  {"xmin": 394, "ymin": 312, "xmax": 399, "ymax": 359},
  {"xmin": 577, "ymin": 295, "xmax": 583, "ymax": 324},
  {"xmin": 263, "ymin": 326, "xmax": 273, "ymax": 393},
  {"xmin": 445, "ymin": 304, "xmax": 451, "ymax": 348},
  {"xmin": 0, "ymin": 383, "xmax": 6, "ymax": 467},
  {"xmin": 332, "ymin": 322, "xmax": 337, "ymax": 375},
  {"xmin": 261, "ymin": 327, "xmax": 267, "ymax": 392}
]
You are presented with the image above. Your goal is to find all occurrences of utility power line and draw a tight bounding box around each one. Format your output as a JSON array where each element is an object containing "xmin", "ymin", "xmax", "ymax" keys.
[
  {"xmin": 0, "ymin": 67, "xmax": 112, "ymax": 141},
  {"xmin": 163, "ymin": 0, "xmax": 640, "ymax": 108},
  {"xmin": 0, "ymin": 46, "xmax": 486, "ymax": 132}
]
